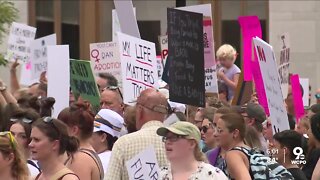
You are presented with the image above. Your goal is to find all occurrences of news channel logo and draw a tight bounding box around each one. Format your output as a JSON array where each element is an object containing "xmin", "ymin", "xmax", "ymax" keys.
[{"xmin": 291, "ymin": 147, "xmax": 306, "ymax": 165}]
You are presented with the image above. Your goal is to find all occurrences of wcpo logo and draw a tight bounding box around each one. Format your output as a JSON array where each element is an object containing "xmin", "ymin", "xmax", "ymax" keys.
[{"xmin": 291, "ymin": 147, "xmax": 306, "ymax": 165}]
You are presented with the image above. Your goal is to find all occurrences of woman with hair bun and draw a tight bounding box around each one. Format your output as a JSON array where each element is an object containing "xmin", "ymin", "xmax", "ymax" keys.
[{"xmin": 29, "ymin": 117, "xmax": 79, "ymax": 180}]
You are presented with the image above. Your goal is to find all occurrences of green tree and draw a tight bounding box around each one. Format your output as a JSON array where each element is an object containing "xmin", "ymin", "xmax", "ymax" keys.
[{"xmin": 0, "ymin": 1, "xmax": 18, "ymax": 66}]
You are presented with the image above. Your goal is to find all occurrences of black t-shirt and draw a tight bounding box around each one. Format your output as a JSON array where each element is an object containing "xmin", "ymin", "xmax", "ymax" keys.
[
  {"xmin": 288, "ymin": 168, "xmax": 307, "ymax": 180},
  {"xmin": 302, "ymin": 148, "xmax": 320, "ymax": 179}
]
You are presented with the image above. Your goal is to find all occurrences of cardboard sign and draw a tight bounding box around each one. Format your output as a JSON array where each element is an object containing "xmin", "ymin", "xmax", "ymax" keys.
[
  {"xmin": 112, "ymin": 8, "xmax": 136, "ymax": 41},
  {"xmin": 278, "ymin": 33, "xmax": 290, "ymax": 99},
  {"xmin": 238, "ymin": 16, "xmax": 262, "ymax": 81},
  {"xmin": 253, "ymin": 37, "xmax": 289, "ymax": 134},
  {"xmin": 6, "ymin": 22, "xmax": 37, "ymax": 63},
  {"xmin": 126, "ymin": 146, "xmax": 160, "ymax": 180},
  {"xmin": 167, "ymin": 8, "xmax": 205, "ymax": 107},
  {"xmin": 113, "ymin": 0, "xmax": 140, "ymax": 38},
  {"xmin": 89, "ymin": 42, "xmax": 122, "ymax": 87},
  {"xmin": 300, "ymin": 78, "xmax": 309, "ymax": 107},
  {"xmin": 117, "ymin": 32, "xmax": 158, "ymax": 104},
  {"xmin": 47, "ymin": 45, "xmax": 70, "ymax": 118},
  {"xmin": 291, "ymin": 74, "xmax": 305, "ymax": 122},
  {"xmin": 70, "ymin": 59, "xmax": 100, "ymax": 111},
  {"xmin": 30, "ymin": 34, "xmax": 57, "ymax": 80}
]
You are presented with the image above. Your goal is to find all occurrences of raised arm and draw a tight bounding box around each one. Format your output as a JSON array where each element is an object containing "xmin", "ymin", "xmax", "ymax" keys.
[
  {"xmin": 10, "ymin": 60, "xmax": 20, "ymax": 94},
  {"xmin": 0, "ymin": 80, "xmax": 17, "ymax": 104}
]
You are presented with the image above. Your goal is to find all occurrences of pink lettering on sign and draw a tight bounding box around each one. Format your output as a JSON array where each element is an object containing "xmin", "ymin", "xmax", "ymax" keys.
[
  {"xmin": 290, "ymin": 74, "xmax": 305, "ymax": 123},
  {"xmin": 238, "ymin": 16, "xmax": 262, "ymax": 81}
]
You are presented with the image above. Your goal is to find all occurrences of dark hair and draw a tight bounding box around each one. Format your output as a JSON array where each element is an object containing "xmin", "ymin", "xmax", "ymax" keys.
[
  {"xmin": 1, "ymin": 103, "xmax": 21, "ymax": 131},
  {"xmin": 310, "ymin": 112, "xmax": 320, "ymax": 142},
  {"xmin": 273, "ymin": 130, "xmax": 303, "ymax": 160},
  {"xmin": 96, "ymin": 131, "xmax": 118, "ymax": 150},
  {"xmin": 17, "ymin": 95, "xmax": 40, "ymax": 113},
  {"xmin": 58, "ymin": 103, "xmax": 94, "ymax": 140},
  {"xmin": 99, "ymin": 73, "xmax": 118, "ymax": 86},
  {"xmin": 32, "ymin": 118, "xmax": 79, "ymax": 154},
  {"xmin": 220, "ymin": 113, "xmax": 246, "ymax": 140},
  {"xmin": 287, "ymin": 113, "xmax": 296, "ymax": 130},
  {"xmin": 40, "ymin": 97, "xmax": 55, "ymax": 117}
]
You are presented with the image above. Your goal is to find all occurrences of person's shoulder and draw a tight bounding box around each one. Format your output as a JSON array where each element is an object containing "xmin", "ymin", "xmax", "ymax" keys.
[
  {"xmin": 61, "ymin": 173, "xmax": 79, "ymax": 180},
  {"xmin": 198, "ymin": 162, "xmax": 228, "ymax": 179},
  {"xmin": 232, "ymin": 64, "xmax": 241, "ymax": 72}
]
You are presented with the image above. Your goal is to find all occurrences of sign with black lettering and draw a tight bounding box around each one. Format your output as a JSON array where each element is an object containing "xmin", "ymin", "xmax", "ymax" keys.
[
  {"xmin": 70, "ymin": 59, "xmax": 100, "ymax": 111},
  {"xmin": 117, "ymin": 32, "xmax": 158, "ymax": 104},
  {"xmin": 126, "ymin": 146, "xmax": 160, "ymax": 180},
  {"xmin": 277, "ymin": 33, "xmax": 290, "ymax": 99},
  {"xmin": 167, "ymin": 8, "xmax": 205, "ymax": 107}
]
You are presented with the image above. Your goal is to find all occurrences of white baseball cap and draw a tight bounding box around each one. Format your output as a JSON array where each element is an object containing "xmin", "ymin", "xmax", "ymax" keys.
[{"xmin": 94, "ymin": 109, "xmax": 124, "ymax": 137}]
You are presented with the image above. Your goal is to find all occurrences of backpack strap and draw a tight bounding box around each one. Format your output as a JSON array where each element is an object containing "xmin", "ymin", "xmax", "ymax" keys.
[
  {"xmin": 27, "ymin": 159, "xmax": 41, "ymax": 172},
  {"xmin": 79, "ymin": 148, "xmax": 104, "ymax": 180},
  {"xmin": 52, "ymin": 168, "xmax": 79, "ymax": 180},
  {"xmin": 208, "ymin": 147, "xmax": 221, "ymax": 166}
]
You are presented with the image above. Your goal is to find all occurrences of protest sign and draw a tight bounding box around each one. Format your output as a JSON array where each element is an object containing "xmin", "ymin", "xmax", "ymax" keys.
[
  {"xmin": 6, "ymin": 22, "xmax": 36, "ymax": 63},
  {"xmin": 291, "ymin": 74, "xmax": 305, "ymax": 122},
  {"xmin": 253, "ymin": 37, "xmax": 289, "ymax": 134},
  {"xmin": 47, "ymin": 45, "xmax": 69, "ymax": 118},
  {"xmin": 278, "ymin": 33, "xmax": 290, "ymax": 99},
  {"xmin": 114, "ymin": 0, "xmax": 140, "ymax": 38},
  {"xmin": 112, "ymin": 8, "xmax": 136, "ymax": 41},
  {"xmin": 167, "ymin": 8, "xmax": 205, "ymax": 107},
  {"xmin": 158, "ymin": 35, "xmax": 168, "ymax": 69},
  {"xmin": 30, "ymin": 34, "xmax": 57, "ymax": 80},
  {"xmin": 70, "ymin": 59, "xmax": 100, "ymax": 111},
  {"xmin": 238, "ymin": 16, "xmax": 262, "ymax": 81},
  {"xmin": 89, "ymin": 42, "xmax": 122, "ymax": 87},
  {"xmin": 156, "ymin": 55, "xmax": 163, "ymax": 79},
  {"xmin": 117, "ymin": 32, "xmax": 158, "ymax": 104},
  {"xmin": 19, "ymin": 62, "xmax": 38, "ymax": 86},
  {"xmin": 126, "ymin": 146, "xmax": 160, "ymax": 180},
  {"xmin": 300, "ymin": 78, "xmax": 309, "ymax": 107}
]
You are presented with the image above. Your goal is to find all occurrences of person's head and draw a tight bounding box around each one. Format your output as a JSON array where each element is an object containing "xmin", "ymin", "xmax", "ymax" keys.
[
  {"xmin": 17, "ymin": 95, "xmax": 40, "ymax": 113},
  {"xmin": 100, "ymin": 87, "xmax": 124, "ymax": 116},
  {"xmin": 9, "ymin": 108, "xmax": 40, "ymax": 151},
  {"xmin": 27, "ymin": 83, "xmax": 39, "ymax": 96},
  {"xmin": 295, "ymin": 117, "xmax": 310, "ymax": 135},
  {"xmin": 241, "ymin": 103, "xmax": 266, "ymax": 133},
  {"xmin": 201, "ymin": 107, "xmax": 217, "ymax": 147},
  {"xmin": 192, "ymin": 108, "xmax": 204, "ymax": 129},
  {"xmin": 285, "ymin": 88, "xmax": 294, "ymax": 115},
  {"xmin": 308, "ymin": 112, "xmax": 320, "ymax": 146},
  {"xmin": 214, "ymin": 113, "xmax": 246, "ymax": 150},
  {"xmin": 39, "ymin": 97, "xmax": 55, "ymax": 117},
  {"xmin": 316, "ymin": 88, "xmax": 320, "ymax": 104},
  {"xmin": 0, "ymin": 132, "xmax": 29, "ymax": 180},
  {"xmin": 216, "ymin": 44, "xmax": 237, "ymax": 68},
  {"xmin": 307, "ymin": 104, "xmax": 320, "ymax": 118},
  {"xmin": 90, "ymin": 109, "xmax": 124, "ymax": 152},
  {"xmin": 157, "ymin": 121, "xmax": 206, "ymax": 162},
  {"xmin": 135, "ymin": 88, "xmax": 168, "ymax": 130},
  {"xmin": 123, "ymin": 105, "xmax": 137, "ymax": 133},
  {"xmin": 273, "ymin": 130, "xmax": 303, "ymax": 165},
  {"xmin": 58, "ymin": 103, "xmax": 95, "ymax": 141},
  {"xmin": 213, "ymin": 107, "xmax": 234, "ymax": 126},
  {"xmin": 96, "ymin": 73, "xmax": 118, "ymax": 93},
  {"xmin": 1, "ymin": 103, "xmax": 20, "ymax": 132},
  {"xmin": 29, "ymin": 117, "xmax": 79, "ymax": 161},
  {"xmin": 13, "ymin": 88, "xmax": 29, "ymax": 100},
  {"xmin": 263, "ymin": 119, "xmax": 273, "ymax": 143}
]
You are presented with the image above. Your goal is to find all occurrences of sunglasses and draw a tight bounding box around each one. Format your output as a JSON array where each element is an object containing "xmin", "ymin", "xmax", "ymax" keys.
[
  {"xmin": 43, "ymin": 117, "xmax": 60, "ymax": 135},
  {"xmin": 103, "ymin": 86, "xmax": 123, "ymax": 100},
  {"xmin": 0, "ymin": 131, "xmax": 16, "ymax": 150},
  {"xmin": 200, "ymin": 124, "xmax": 214, "ymax": 133},
  {"xmin": 162, "ymin": 135, "xmax": 185, "ymax": 142},
  {"xmin": 10, "ymin": 118, "xmax": 33, "ymax": 124},
  {"xmin": 315, "ymin": 94, "xmax": 320, "ymax": 99}
]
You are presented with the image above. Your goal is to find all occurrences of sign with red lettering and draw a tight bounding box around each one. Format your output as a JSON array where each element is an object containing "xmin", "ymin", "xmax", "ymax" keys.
[
  {"xmin": 117, "ymin": 32, "xmax": 158, "ymax": 104},
  {"xmin": 89, "ymin": 42, "xmax": 122, "ymax": 87}
]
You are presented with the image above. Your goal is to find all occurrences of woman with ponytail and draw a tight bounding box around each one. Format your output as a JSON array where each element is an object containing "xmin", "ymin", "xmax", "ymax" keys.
[
  {"xmin": 29, "ymin": 117, "xmax": 79, "ymax": 180},
  {"xmin": 0, "ymin": 131, "xmax": 29, "ymax": 180}
]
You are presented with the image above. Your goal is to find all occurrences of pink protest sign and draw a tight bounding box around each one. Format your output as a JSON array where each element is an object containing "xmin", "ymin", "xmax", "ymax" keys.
[
  {"xmin": 238, "ymin": 16, "xmax": 262, "ymax": 81},
  {"xmin": 290, "ymin": 74, "xmax": 305, "ymax": 123}
]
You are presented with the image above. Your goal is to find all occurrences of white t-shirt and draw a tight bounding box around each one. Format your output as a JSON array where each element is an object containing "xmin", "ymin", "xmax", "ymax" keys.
[
  {"xmin": 99, "ymin": 151, "xmax": 112, "ymax": 174},
  {"xmin": 27, "ymin": 159, "xmax": 40, "ymax": 178}
]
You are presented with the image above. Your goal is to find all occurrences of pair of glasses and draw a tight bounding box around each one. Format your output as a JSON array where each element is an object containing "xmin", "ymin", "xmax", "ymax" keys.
[
  {"xmin": 162, "ymin": 135, "xmax": 185, "ymax": 142},
  {"xmin": 10, "ymin": 118, "xmax": 33, "ymax": 124},
  {"xmin": 103, "ymin": 86, "xmax": 123, "ymax": 100},
  {"xmin": 315, "ymin": 94, "xmax": 320, "ymax": 99},
  {"xmin": 0, "ymin": 131, "xmax": 16, "ymax": 150}
]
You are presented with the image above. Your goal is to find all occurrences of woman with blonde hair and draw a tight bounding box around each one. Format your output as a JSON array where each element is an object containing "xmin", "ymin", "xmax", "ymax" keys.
[
  {"xmin": 0, "ymin": 131, "xmax": 29, "ymax": 180},
  {"xmin": 157, "ymin": 121, "xmax": 227, "ymax": 179},
  {"xmin": 216, "ymin": 44, "xmax": 241, "ymax": 102}
]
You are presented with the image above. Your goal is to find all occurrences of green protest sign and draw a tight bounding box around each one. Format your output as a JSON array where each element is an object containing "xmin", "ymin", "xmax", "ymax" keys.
[{"xmin": 70, "ymin": 59, "xmax": 100, "ymax": 112}]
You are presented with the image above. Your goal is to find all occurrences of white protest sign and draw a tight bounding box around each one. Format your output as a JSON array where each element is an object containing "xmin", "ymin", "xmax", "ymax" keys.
[
  {"xmin": 112, "ymin": 8, "xmax": 136, "ymax": 41},
  {"xmin": 89, "ymin": 42, "xmax": 122, "ymax": 87},
  {"xmin": 114, "ymin": 0, "xmax": 140, "ymax": 38},
  {"xmin": 156, "ymin": 55, "xmax": 163, "ymax": 79},
  {"xmin": 117, "ymin": 32, "xmax": 158, "ymax": 104},
  {"xmin": 159, "ymin": 35, "xmax": 168, "ymax": 68},
  {"xmin": 6, "ymin": 22, "xmax": 36, "ymax": 63},
  {"xmin": 278, "ymin": 33, "xmax": 290, "ymax": 99},
  {"xmin": 300, "ymin": 78, "xmax": 309, "ymax": 107},
  {"xmin": 30, "ymin": 34, "xmax": 57, "ymax": 80},
  {"xmin": 177, "ymin": 4, "xmax": 218, "ymax": 93},
  {"xmin": 126, "ymin": 146, "xmax": 160, "ymax": 180},
  {"xmin": 253, "ymin": 37, "xmax": 289, "ymax": 134},
  {"xmin": 47, "ymin": 45, "xmax": 70, "ymax": 118}
]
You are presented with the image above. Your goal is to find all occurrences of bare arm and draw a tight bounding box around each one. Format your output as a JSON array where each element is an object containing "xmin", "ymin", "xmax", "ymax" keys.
[
  {"xmin": 225, "ymin": 150, "xmax": 252, "ymax": 180},
  {"xmin": 0, "ymin": 92, "xmax": 7, "ymax": 108},
  {"xmin": 222, "ymin": 73, "xmax": 240, "ymax": 91},
  {"xmin": 0, "ymin": 80, "xmax": 16, "ymax": 104},
  {"xmin": 10, "ymin": 60, "xmax": 20, "ymax": 94}
]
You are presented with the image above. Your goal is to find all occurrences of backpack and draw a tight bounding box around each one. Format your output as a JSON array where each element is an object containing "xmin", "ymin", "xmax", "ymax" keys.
[{"xmin": 231, "ymin": 146, "xmax": 294, "ymax": 180}]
